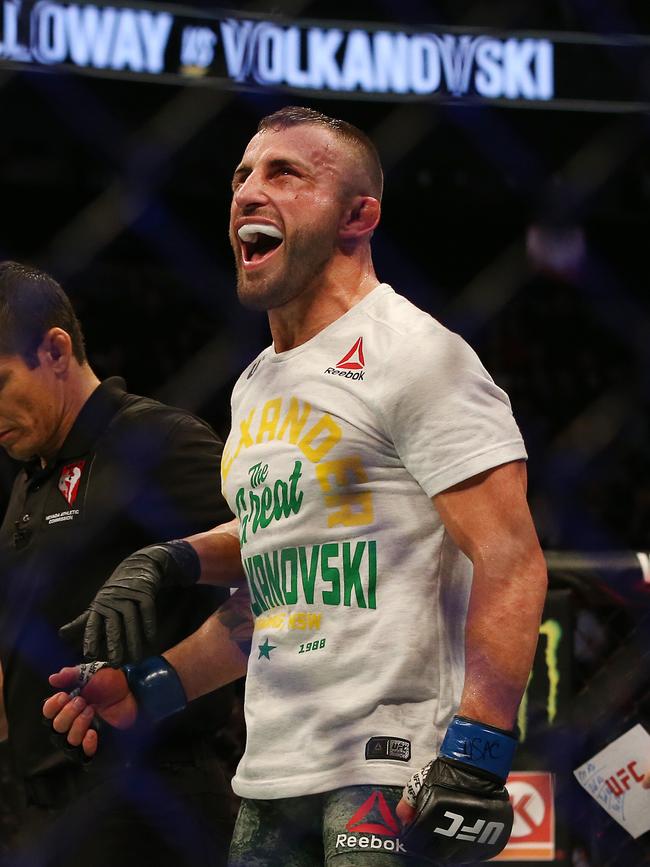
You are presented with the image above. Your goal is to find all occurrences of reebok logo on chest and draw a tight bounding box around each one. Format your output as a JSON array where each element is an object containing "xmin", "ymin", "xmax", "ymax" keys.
[{"xmin": 324, "ymin": 337, "xmax": 366, "ymax": 382}]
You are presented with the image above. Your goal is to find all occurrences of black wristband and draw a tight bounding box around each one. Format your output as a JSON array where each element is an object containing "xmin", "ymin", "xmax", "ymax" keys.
[{"xmin": 159, "ymin": 540, "xmax": 201, "ymax": 587}]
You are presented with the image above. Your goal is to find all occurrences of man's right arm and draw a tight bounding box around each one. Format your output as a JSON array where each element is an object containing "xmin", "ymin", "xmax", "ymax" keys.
[
  {"xmin": 163, "ymin": 585, "xmax": 251, "ymax": 700},
  {"xmin": 45, "ymin": 587, "xmax": 252, "ymax": 758}
]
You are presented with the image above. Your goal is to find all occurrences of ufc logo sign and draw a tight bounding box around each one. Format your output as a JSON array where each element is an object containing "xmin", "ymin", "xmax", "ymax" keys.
[
  {"xmin": 605, "ymin": 761, "xmax": 645, "ymax": 797},
  {"xmin": 434, "ymin": 811, "xmax": 505, "ymax": 845}
]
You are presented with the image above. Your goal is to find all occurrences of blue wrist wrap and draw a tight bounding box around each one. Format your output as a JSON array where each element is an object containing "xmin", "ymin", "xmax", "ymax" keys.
[
  {"xmin": 439, "ymin": 715, "xmax": 517, "ymax": 782},
  {"xmin": 123, "ymin": 656, "xmax": 187, "ymax": 724}
]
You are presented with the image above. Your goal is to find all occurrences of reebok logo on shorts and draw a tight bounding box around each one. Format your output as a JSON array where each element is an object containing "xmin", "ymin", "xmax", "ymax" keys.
[
  {"xmin": 346, "ymin": 790, "xmax": 399, "ymax": 835},
  {"xmin": 335, "ymin": 790, "xmax": 407, "ymax": 854},
  {"xmin": 324, "ymin": 336, "xmax": 366, "ymax": 381}
]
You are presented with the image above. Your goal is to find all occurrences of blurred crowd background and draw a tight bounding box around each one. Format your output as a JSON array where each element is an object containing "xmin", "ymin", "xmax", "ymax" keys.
[{"xmin": 2, "ymin": 0, "xmax": 650, "ymax": 864}]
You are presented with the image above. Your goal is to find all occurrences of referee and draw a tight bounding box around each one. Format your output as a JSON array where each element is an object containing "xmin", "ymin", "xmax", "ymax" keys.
[{"xmin": 0, "ymin": 261, "xmax": 241, "ymax": 867}]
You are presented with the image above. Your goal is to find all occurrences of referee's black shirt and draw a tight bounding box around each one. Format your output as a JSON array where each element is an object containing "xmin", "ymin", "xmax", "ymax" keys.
[{"xmin": 0, "ymin": 377, "xmax": 235, "ymax": 781}]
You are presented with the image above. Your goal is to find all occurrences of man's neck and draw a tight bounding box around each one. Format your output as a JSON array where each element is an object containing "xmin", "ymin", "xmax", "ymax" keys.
[
  {"xmin": 39, "ymin": 365, "xmax": 101, "ymax": 466},
  {"xmin": 268, "ymin": 259, "xmax": 379, "ymax": 353}
]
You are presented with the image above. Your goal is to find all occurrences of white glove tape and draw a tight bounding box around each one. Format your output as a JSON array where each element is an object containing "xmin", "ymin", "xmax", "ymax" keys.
[
  {"xmin": 68, "ymin": 660, "xmax": 110, "ymax": 697},
  {"xmin": 402, "ymin": 760, "xmax": 433, "ymax": 808}
]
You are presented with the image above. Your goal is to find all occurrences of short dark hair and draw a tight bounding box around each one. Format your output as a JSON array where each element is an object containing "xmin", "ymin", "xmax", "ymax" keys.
[
  {"xmin": 257, "ymin": 106, "xmax": 384, "ymax": 200},
  {"xmin": 0, "ymin": 261, "xmax": 87, "ymax": 368}
]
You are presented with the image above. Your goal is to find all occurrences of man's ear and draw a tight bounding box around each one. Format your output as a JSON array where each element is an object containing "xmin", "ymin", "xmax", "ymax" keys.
[
  {"xmin": 339, "ymin": 196, "xmax": 381, "ymax": 241},
  {"xmin": 38, "ymin": 328, "xmax": 74, "ymax": 373}
]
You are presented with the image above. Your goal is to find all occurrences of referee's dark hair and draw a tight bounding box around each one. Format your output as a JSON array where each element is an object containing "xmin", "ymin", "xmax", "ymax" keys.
[{"xmin": 0, "ymin": 261, "xmax": 87, "ymax": 368}]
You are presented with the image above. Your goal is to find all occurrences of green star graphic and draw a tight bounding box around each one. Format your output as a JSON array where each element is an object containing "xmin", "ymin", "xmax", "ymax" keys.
[{"xmin": 258, "ymin": 637, "xmax": 277, "ymax": 660}]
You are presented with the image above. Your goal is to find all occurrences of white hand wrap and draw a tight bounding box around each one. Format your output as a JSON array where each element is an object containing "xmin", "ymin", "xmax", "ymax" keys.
[
  {"xmin": 402, "ymin": 760, "xmax": 433, "ymax": 808},
  {"xmin": 69, "ymin": 660, "xmax": 110, "ymax": 695}
]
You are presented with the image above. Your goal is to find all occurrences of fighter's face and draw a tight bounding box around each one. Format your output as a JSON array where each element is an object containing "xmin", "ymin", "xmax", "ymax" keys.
[
  {"xmin": 229, "ymin": 125, "xmax": 350, "ymax": 311},
  {"xmin": 0, "ymin": 353, "xmax": 61, "ymax": 460}
]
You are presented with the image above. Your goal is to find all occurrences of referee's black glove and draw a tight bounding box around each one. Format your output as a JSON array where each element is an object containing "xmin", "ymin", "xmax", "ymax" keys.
[{"xmin": 59, "ymin": 541, "xmax": 200, "ymax": 665}]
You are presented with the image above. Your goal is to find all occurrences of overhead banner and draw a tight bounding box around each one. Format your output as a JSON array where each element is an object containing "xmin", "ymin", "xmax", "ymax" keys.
[{"xmin": 1, "ymin": 0, "xmax": 649, "ymax": 111}]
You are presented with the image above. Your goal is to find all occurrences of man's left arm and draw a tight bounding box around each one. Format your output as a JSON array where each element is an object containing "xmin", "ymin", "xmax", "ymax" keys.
[
  {"xmin": 436, "ymin": 459, "xmax": 547, "ymax": 730},
  {"xmin": 397, "ymin": 459, "xmax": 547, "ymax": 861}
]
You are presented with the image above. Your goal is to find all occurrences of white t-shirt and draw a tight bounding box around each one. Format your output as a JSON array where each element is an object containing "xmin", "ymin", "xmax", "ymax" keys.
[{"xmin": 221, "ymin": 283, "xmax": 526, "ymax": 800}]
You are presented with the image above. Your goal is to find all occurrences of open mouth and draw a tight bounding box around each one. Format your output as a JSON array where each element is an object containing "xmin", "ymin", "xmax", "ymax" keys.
[{"xmin": 237, "ymin": 223, "xmax": 284, "ymax": 267}]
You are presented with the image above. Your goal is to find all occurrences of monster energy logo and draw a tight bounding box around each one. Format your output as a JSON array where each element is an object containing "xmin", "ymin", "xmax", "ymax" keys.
[{"xmin": 517, "ymin": 618, "xmax": 562, "ymax": 741}]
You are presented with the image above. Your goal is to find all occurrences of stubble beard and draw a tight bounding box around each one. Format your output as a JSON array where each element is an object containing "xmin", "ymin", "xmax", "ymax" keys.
[{"xmin": 234, "ymin": 229, "xmax": 335, "ymax": 312}]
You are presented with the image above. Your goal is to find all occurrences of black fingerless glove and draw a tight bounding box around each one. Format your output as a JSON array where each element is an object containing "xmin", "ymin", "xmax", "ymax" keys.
[{"xmin": 402, "ymin": 716, "xmax": 516, "ymax": 863}]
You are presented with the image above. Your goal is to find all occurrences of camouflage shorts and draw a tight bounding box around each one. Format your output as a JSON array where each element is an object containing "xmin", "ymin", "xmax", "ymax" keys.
[{"xmin": 228, "ymin": 784, "xmax": 428, "ymax": 866}]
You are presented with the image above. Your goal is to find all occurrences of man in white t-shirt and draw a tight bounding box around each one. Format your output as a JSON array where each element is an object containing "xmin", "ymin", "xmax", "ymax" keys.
[{"xmin": 45, "ymin": 107, "xmax": 548, "ymax": 866}]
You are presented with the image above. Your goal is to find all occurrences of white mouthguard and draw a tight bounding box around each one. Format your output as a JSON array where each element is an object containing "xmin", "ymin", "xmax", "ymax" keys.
[{"xmin": 237, "ymin": 223, "xmax": 283, "ymax": 243}]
